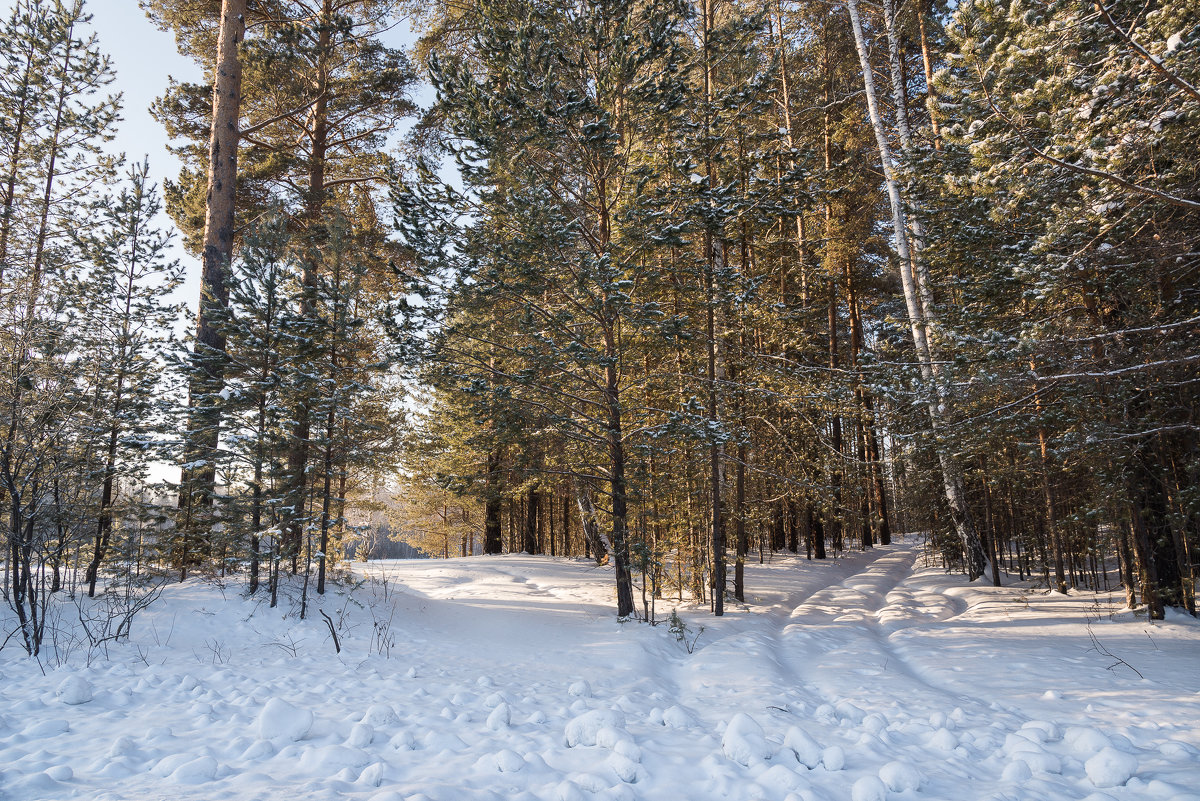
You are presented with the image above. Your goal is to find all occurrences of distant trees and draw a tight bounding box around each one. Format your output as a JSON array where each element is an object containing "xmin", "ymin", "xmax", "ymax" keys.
[{"xmin": 398, "ymin": 0, "xmax": 1198, "ymax": 620}]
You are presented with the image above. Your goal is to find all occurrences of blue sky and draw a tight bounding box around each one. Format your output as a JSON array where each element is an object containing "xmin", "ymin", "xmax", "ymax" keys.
[{"xmin": 87, "ymin": 1, "xmax": 205, "ymax": 305}]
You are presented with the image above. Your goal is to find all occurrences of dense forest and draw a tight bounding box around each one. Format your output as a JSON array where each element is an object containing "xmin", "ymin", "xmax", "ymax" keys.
[{"xmin": 1, "ymin": 0, "xmax": 1196, "ymax": 656}]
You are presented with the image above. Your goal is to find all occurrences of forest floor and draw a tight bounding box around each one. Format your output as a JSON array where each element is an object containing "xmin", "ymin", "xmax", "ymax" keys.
[{"xmin": 1, "ymin": 538, "xmax": 1198, "ymax": 801}]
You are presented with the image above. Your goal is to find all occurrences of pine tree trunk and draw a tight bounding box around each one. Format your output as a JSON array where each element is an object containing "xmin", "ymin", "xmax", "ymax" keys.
[
  {"xmin": 605, "ymin": 370, "xmax": 635, "ymax": 618},
  {"xmin": 828, "ymin": 273, "xmax": 844, "ymax": 554},
  {"xmin": 484, "ymin": 450, "xmax": 503, "ymax": 554},
  {"xmin": 180, "ymin": 0, "xmax": 245, "ymax": 524}
]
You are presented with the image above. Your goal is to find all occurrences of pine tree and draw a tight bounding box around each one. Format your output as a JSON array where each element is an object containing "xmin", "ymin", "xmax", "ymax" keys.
[
  {"xmin": 215, "ymin": 211, "xmax": 300, "ymax": 598},
  {"xmin": 75, "ymin": 160, "xmax": 184, "ymax": 597}
]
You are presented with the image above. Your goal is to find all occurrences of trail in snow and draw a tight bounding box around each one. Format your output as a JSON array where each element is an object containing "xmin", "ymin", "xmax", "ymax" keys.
[{"xmin": 1, "ymin": 538, "xmax": 1197, "ymax": 801}]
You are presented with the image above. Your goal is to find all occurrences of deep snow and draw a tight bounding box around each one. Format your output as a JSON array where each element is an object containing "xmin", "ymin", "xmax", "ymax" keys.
[{"xmin": 1, "ymin": 539, "xmax": 1198, "ymax": 801}]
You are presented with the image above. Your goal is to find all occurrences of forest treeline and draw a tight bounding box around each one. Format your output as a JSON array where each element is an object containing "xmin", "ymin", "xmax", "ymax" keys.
[{"xmin": 1, "ymin": 0, "xmax": 1196, "ymax": 654}]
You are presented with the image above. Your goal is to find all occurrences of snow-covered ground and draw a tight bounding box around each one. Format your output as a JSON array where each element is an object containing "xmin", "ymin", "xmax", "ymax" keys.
[{"xmin": 2, "ymin": 539, "xmax": 1198, "ymax": 801}]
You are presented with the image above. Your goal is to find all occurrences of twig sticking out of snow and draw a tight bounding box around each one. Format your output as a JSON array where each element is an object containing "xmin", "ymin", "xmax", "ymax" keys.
[
  {"xmin": 1086, "ymin": 620, "xmax": 1143, "ymax": 678},
  {"xmin": 320, "ymin": 610, "xmax": 341, "ymax": 654}
]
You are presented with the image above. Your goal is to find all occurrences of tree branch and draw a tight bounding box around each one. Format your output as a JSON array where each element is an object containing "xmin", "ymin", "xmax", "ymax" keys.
[
  {"xmin": 976, "ymin": 69, "xmax": 1200, "ymax": 212},
  {"xmin": 1093, "ymin": 3, "xmax": 1200, "ymax": 103}
]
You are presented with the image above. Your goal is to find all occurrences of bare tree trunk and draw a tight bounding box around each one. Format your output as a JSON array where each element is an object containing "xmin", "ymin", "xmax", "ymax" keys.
[{"xmin": 604, "ymin": 327, "xmax": 635, "ymax": 618}]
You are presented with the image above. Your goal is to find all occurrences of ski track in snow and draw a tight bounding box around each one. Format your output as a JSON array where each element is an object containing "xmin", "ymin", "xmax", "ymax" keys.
[{"xmin": 1, "ymin": 539, "xmax": 1198, "ymax": 801}]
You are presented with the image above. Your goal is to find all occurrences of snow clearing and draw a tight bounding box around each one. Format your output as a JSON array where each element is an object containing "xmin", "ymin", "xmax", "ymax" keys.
[{"xmin": 2, "ymin": 539, "xmax": 1198, "ymax": 801}]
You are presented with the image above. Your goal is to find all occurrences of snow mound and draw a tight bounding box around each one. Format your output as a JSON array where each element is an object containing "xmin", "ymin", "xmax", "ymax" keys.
[
  {"xmin": 836, "ymin": 701, "xmax": 866, "ymax": 724},
  {"xmin": 56, "ymin": 675, "xmax": 93, "ymax": 705},
  {"xmin": 368, "ymin": 791, "xmax": 407, "ymax": 801},
  {"xmin": 44, "ymin": 765, "xmax": 73, "ymax": 782},
  {"xmin": 721, "ymin": 713, "xmax": 772, "ymax": 766},
  {"xmin": 783, "ymin": 726, "xmax": 821, "ymax": 768},
  {"xmin": 1066, "ymin": 726, "xmax": 1113, "ymax": 756},
  {"xmin": 302, "ymin": 744, "xmax": 371, "ymax": 773},
  {"xmin": 929, "ymin": 728, "xmax": 958, "ymax": 750},
  {"xmin": 493, "ymin": 749, "xmax": 525, "ymax": 773},
  {"xmin": 1011, "ymin": 746, "xmax": 1062, "ymax": 775},
  {"xmin": 1001, "ymin": 760, "xmax": 1032, "ymax": 782},
  {"xmin": 607, "ymin": 752, "xmax": 643, "ymax": 783},
  {"xmin": 423, "ymin": 731, "xmax": 468, "ymax": 751},
  {"xmin": 347, "ymin": 722, "xmax": 375, "ymax": 747},
  {"xmin": 1021, "ymin": 720, "xmax": 1061, "ymax": 742},
  {"xmin": 612, "ymin": 739, "xmax": 641, "ymax": 763},
  {"xmin": 106, "ymin": 736, "xmax": 134, "ymax": 759},
  {"xmin": 879, "ymin": 761, "xmax": 921, "ymax": 792},
  {"xmin": 821, "ymin": 745, "xmax": 845, "ymax": 771},
  {"xmin": 1085, "ymin": 747, "xmax": 1138, "ymax": 788},
  {"xmin": 27, "ymin": 719, "xmax": 69, "ymax": 736},
  {"xmin": 358, "ymin": 762, "xmax": 387, "ymax": 786},
  {"xmin": 596, "ymin": 725, "xmax": 632, "ymax": 750},
  {"xmin": 663, "ymin": 705, "xmax": 695, "ymax": 729},
  {"xmin": 568, "ymin": 680, "xmax": 592, "ymax": 698},
  {"xmin": 361, "ymin": 704, "xmax": 399, "ymax": 727},
  {"xmin": 757, "ymin": 764, "xmax": 806, "ymax": 793},
  {"xmin": 554, "ymin": 779, "xmax": 589, "ymax": 801},
  {"xmin": 258, "ymin": 697, "xmax": 313, "ymax": 741},
  {"xmin": 863, "ymin": 713, "xmax": 888, "ymax": 735},
  {"xmin": 852, "ymin": 775, "xmax": 888, "ymax": 801},
  {"xmin": 168, "ymin": 755, "xmax": 218, "ymax": 784},
  {"xmin": 241, "ymin": 739, "xmax": 275, "ymax": 760},
  {"xmin": 487, "ymin": 702, "xmax": 511, "ymax": 730},
  {"xmin": 565, "ymin": 708, "xmax": 626, "ymax": 747}
]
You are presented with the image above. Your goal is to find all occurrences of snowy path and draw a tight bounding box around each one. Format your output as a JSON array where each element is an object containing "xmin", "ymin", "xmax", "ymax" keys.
[{"xmin": 2, "ymin": 539, "xmax": 1198, "ymax": 801}]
